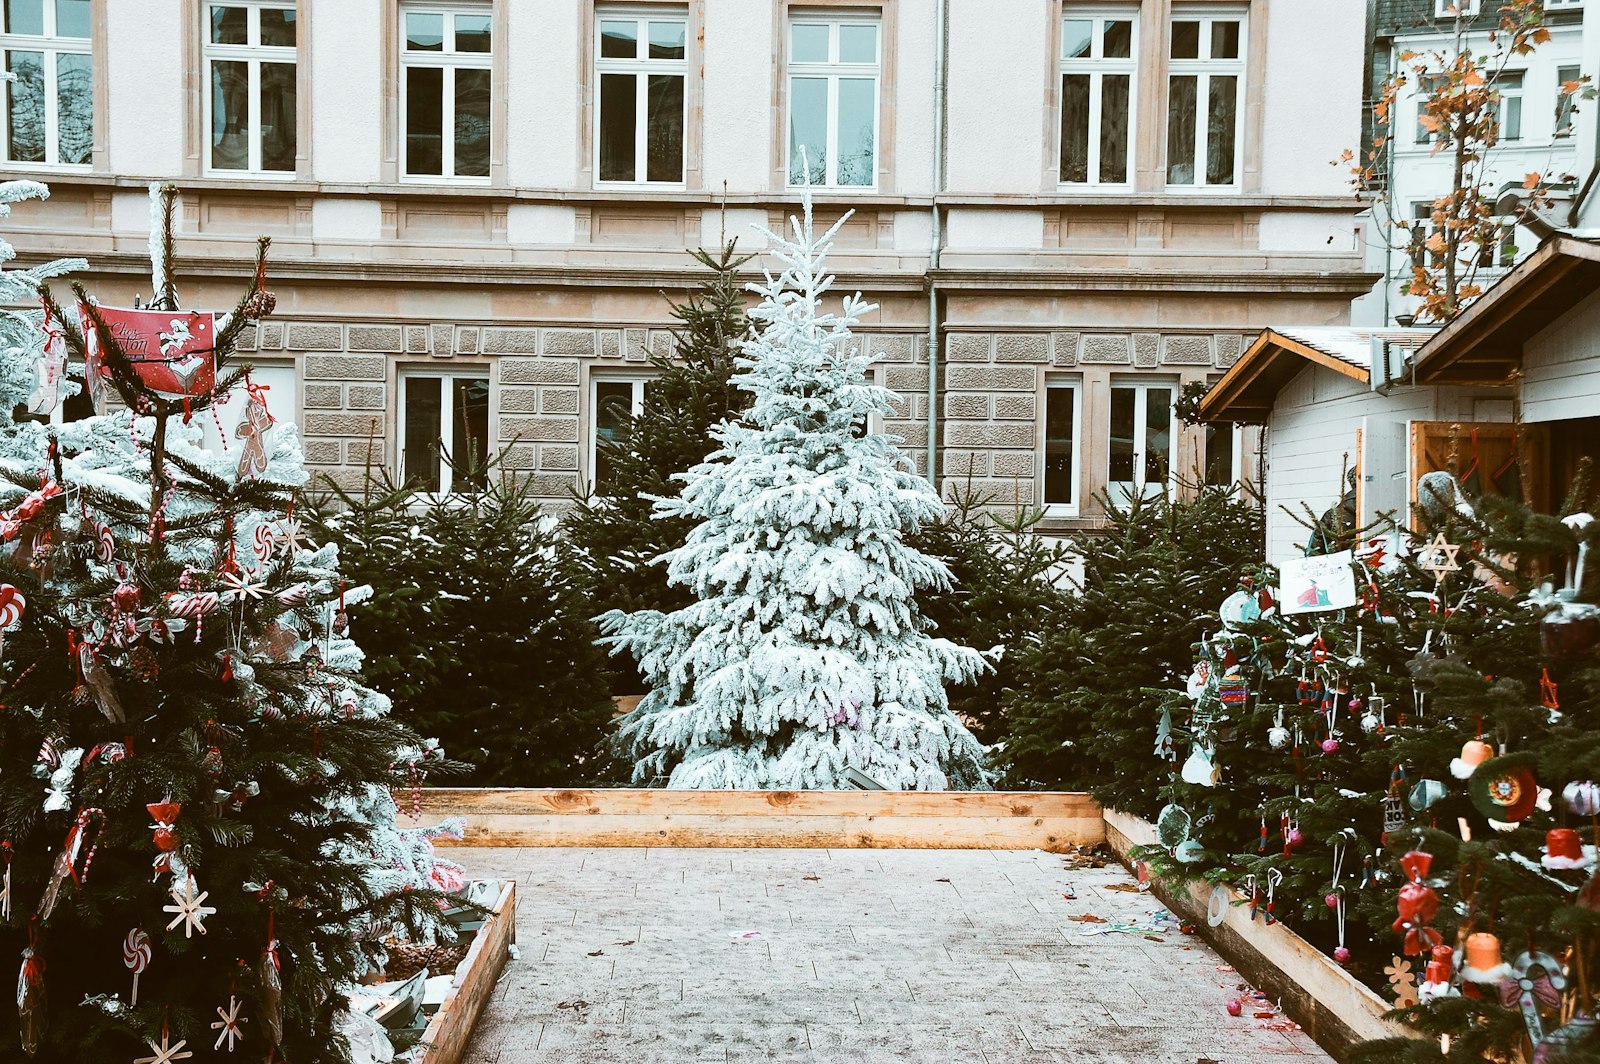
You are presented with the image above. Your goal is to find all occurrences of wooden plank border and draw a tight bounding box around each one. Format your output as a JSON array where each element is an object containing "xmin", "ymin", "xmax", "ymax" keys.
[
  {"xmin": 413, "ymin": 879, "xmax": 517, "ymax": 1064},
  {"xmin": 411, "ymin": 788, "xmax": 1104, "ymax": 851},
  {"xmin": 1103, "ymin": 809, "xmax": 1422, "ymax": 1063}
]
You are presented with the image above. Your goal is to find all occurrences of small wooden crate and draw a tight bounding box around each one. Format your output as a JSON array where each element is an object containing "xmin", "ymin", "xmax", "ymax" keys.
[{"xmin": 410, "ymin": 879, "xmax": 516, "ymax": 1064}]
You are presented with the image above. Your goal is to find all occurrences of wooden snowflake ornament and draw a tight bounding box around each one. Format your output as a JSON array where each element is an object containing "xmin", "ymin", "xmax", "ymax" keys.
[
  {"xmin": 212, "ymin": 995, "xmax": 247, "ymax": 1051},
  {"xmin": 163, "ymin": 875, "xmax": 216, "ymax": 938},
  {"xmin": 135, "ymin": 1030, "xmax": 192, "ymax": 1064}
]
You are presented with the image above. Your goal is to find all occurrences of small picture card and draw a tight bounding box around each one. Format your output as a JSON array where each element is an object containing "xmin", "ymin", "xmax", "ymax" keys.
[{"xmin": 1279, "ymin": 550, "xmax": 1357, "ymax": 615}]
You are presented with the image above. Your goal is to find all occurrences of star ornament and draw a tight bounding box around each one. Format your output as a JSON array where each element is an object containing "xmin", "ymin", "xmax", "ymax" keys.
[
  {"xmin": 1418, "ymin": 532, "xmax": 1462, "ymax": 584},
  {"xmin": 135, "ymin": 1031, "xmax": 192, "ymax": 1064},
  {"xmin": 276, "ymin": 515, "xmax": 309, "ymax": 557},
  {"xmin": 212, "ymin": 995, "xmax": 247, "ymax": 1051},
  {"xmin": 219, "ymin": 568, "xmax": 268, "ymax": 602},
  {"xmin": 163, "ymin": 875, "xmax": 217, "ymax": 938}
]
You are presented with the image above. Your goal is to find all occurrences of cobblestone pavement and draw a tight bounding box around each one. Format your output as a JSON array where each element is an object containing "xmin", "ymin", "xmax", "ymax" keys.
[{"xmin": 458, "ymin": 847, "xmax": 1333, "ymax": 1064}]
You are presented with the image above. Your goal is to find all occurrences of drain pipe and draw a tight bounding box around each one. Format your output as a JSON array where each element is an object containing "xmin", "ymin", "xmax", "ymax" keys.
[{"xmin": 926, "ymin": 0, "xmax": 948, "ymax": 485}]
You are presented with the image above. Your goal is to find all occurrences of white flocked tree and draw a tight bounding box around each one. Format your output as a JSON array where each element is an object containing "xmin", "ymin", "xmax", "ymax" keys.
[{"xmin": 600, "ymin": 198, "xmax": 990, "ymax": 790}]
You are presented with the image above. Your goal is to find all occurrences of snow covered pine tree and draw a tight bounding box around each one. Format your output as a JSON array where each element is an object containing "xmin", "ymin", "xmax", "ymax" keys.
[
  {"xmin": 600, "ymin": 197, "xmax": 990, "ymax": 790},
  {"xmin": 0, "ymin": 183, "xmax": 464, "ymax": 1062}
]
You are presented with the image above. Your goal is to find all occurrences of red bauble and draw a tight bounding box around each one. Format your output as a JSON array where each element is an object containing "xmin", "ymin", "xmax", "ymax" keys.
[{"xmin": 113, "ymin": 582, "xmax": 140, "ymax": 611}]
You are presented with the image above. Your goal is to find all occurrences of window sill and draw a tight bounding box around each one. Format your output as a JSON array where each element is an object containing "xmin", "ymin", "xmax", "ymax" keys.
[{"xmin": 2, "ymin": 161, "xmax": 91, "ymax": 173}]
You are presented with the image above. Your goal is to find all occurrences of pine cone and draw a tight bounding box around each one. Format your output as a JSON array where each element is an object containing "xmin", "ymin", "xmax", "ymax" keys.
[
  {"xmin": 128, "ymin": 645, "xmax": 160, "ymax": 682},
  {"xmin": 242, "ymin": 289, "xmax": 277, "ymax": 320}
]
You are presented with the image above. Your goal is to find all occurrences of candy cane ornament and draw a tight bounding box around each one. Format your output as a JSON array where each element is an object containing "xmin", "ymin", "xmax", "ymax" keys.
[{"xmin": 123, "ymin": 927, "xmax": 151, "ymax": 1006}]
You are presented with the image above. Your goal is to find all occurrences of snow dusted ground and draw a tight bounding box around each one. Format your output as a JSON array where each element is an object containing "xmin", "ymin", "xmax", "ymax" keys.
[{"xmin": 459, "ymin": 847, "xmax": 1332, "ymax": 1063}]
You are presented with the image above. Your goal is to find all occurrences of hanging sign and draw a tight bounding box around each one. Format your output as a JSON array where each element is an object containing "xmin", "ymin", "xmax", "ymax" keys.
[
  {"xmin": 79, "ymin": 304, "xmax": 217, "ymax": 399},
  {"xmin": 1279, "ymin": 550, "xmax": 1358, "ymax": 616}
]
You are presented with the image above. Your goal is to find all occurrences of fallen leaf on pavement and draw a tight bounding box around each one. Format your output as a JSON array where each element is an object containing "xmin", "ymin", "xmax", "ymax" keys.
[{"xmin": 1068, "ymin": 914, "xmax": 1107, "ymax": 923}]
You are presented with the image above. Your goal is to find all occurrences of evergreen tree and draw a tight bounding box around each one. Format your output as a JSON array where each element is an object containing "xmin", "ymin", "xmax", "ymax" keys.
[
  {"xmin": 599, "ymin": 202, "xmax": 989, "ymax": 790},
  {"xmin": 0, "ymin": 185, "xmax": 463, "ymax": 1063},
  {"xmin": 999, "ymin": 485, "xmax": 1266, "ymax": 792},
  {"xmin": 563, "ymin": 241, "xmax": 753, "ymax": 672},
  {"xmin": 312, "ymin": 452, "xmax": 617, "ymax": 786}
]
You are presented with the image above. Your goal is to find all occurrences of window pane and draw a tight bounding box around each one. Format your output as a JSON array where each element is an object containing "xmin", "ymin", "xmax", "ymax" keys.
[
  {"xmin": 55, "ymin": 50, "xmax": 90, "ymax": 164},
  {"xmin": 646, "ymin": 73, "xmax": 684, "ymax": 182},
  {"xmin": 1205, "ymin": 424, "xmax": 1234, "ymax": 486},
  {"xmin": 1167, "ymin": 75, "xmax": 1196, "ymax": 184},
  {"xmin": 1044, "ymin": 388, "xmax": 1075, "ymax": 505},
  {"xmin": 1144, "ymin": 387, "xmax": 1172, "ymax": 485},
  {"xmin": 455, "ymin": 13, "xmax": 490, "ymax": 53},
  {"xmin": 788, "ymin": 76, "xmax": 827, "ymax": 184},
  {"xmin": 405, "ymin": 11, "xmax": 443, "ymax": 51},
  {"xmin": 1100, "ymin": 73, "xmax": 1130, "ymax": 183},
  {"xmin": 5, "ymin": 0, "xmax": 41, "ymax": 35},
  {"xmin": 1206, "ymin": 74, "xmax": 1237, "ymax": 184},
  {"xmin": 1059, "ymin": 73, "xmax": 1089, "ymax": 182},
  {"xmin": 790, "ymin": 22, "xmax": 828, "ymax": 62},
  {"xmin": 1062, "ymin": 18, "xmax": 1091, "ymax": 59},
  {"xmin": 210, "ymin": 5, "xmax": 246, "ymax": 44},
  {"xmin": 1104, "ymin": 19, "xmax": 1132, "ymax": 58},
  {"xmin": 1501, "ymin": 96, "xmax": 1521, "ymax": 141},
  {"xmin": 404, "ymin": 65, "xmax": 442, "ymax": 175},
  {"xmin": 600, "ymin": 19, "xmax": 637, "ymax": 58},
  {"xmin": 53, "ymin": 0, "xmax": 89, "ymax": 38},
  {"xmin": 4, "ymin": 50, "xmax": 43, "ymax": 162},
  {"xmin": 451, "ymin": 377, "xmax": 490, "ymax": 490},
  {"xmin": 594, "ymin": 381, "xmax": 635, "ymax": 494},
  {"xmin": 210, "ymin": 59, "xmax": 249, "ymax": 170},
  {"xmin": 454, "ymin": 67, "xmax": 490, "ymax": 177},
  {"xmin": 839, "ymin": 23, "xmax": 876, "ymax": 63},
  {"xmin": 404, "ymin": 377, "xmax": 443, "ymax": 494},
  {"xmin": 836, "ymin": 76, "xmax": 875, "ymax": 185},
  {"xmin": 598, "ymin": 71, "xmax": 636, "ymax": 181},
  {"xmin": 260, "ymin": 7, "xmax": 295, "ymax": 46},
  {"xmin": 1109, "ymin": 386, "xmax": 1135, "ymax": 484},
  {"xmin": 1210, "ymin": 20, "xmax": 1240, "ymax": 59},
  {"xmin": 1171, "ymin": 20, "xmax": 1199, "ymax": 59},
  {"xmin": 260, "ymin": 61, "xmax": 295, "ymax": 170},
  {"xmin": 1556, "ymin": 65, "xmax": 1579, "ymax": 136},
  {"xmin": 648, "ymin": 20, "xmax": 684, "ymax": 59}
]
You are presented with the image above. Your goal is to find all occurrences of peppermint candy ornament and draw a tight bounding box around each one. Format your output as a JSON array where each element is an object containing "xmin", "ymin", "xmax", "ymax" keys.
[
  {"xmin": 122, "ymin": 927, "xmax": 150, "ymax": 1005},
  {"xmin": 94, "ymin": 521, "xmax": 114, "ymax": 564},
  {"xmin": 251, "ymin": 522, "xmax": 275, "ymax": 564}
]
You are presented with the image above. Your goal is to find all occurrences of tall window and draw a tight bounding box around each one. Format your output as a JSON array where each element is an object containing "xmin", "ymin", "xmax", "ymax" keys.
[
  {"xmin": 596, "ymin": 10, "xmax": 686, "ymax": 184},
  {"xmin": 787, "ymin": 15, "xmax": 878, "ymax": 188},
  {"xmin": 401, "ymin": 4, "xmax": 491, "ymax": 179},
  {"xmin": 1413, "ymin": 73, "xmax": 1445, "ymax": 144},
  {"xmin": 1, "ymin": 0, "xmax": 91, "ymax": 166},
  {"xmin": 400, "ymin": 369, "xmax": 490, "ymax": 494},
  {"xmin": 1042, "ymin": 381, "xmax": 1081, "ymax": 512},
  {"xmin": 204, "ymin": 3, "xmax": 296, "ymax": 173},
  {"xmin": 591, "ymin": 375, "xmax": 650, "ymax": 494},
  {"xmin": 1204, "ymin": 422, "xmax": 1240, "ymax": 487},
  {"xmin": 1109, "ymin": 380, "xmax": 1173, "ymax": 499},
  {"xmin": 1490, "ymin": 71, "xmax": 1522, "ymax": 142},
  {"xmin": 1555, "ymin": 65, "xmax": 1580, "ymax": 138},
  {"xmin": 1059, "ymin": 9, "xmax": 1136, "ymax": 186},
  {"xmin": 1166, "ymin": 10, "xmax": 1243, "ymax": 187}
]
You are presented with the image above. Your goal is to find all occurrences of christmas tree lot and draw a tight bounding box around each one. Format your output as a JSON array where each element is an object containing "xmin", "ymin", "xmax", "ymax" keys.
[
  {"xmin": 0, "ymin": 182, "xmax": 470, "ymax": 1062},
  {"xmin": 1114, "ymin": 457, "xmax": 1600, "ymax": 1062},
  {"xmin": 600, "ymin": 198, "xmax": 990, "ymax": 790}
]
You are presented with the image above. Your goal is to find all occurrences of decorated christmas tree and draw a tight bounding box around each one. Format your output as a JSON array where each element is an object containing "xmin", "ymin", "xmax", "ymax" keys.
[
  {"xmin": 599, "ymin": 199, "xmax": 989, "ymax": 790},
  {"xmin": 0, "ymin": 184, "xmax": 464, "ymax": 1062}
]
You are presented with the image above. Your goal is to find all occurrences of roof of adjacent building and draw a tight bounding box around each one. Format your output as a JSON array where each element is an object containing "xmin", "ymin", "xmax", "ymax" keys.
[
  {"xmin": 1373, "ymin": 0, "xmax": 1583, "ymax": 36},
  {"xmin": 1413, "ymin": 234, "xmax": 1600, "ymax": 385},
  {"xmin": 1198, "ymin": 326, "xmax": 1436, "ymax": 423}
]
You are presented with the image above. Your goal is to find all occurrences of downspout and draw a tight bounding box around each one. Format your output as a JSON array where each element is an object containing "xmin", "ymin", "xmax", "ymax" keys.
[{"xmin": 926, "ymin": 0, "xmax": 948, "ymax": 485}]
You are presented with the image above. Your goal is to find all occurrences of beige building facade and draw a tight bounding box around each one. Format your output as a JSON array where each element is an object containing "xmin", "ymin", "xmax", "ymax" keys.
[{"xmin": 2, "ymin": 0, "xmax": 1373, "ymax": 529}]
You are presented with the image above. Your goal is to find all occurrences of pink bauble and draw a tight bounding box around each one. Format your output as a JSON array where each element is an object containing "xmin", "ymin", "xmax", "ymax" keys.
[
  {"xmin": 1334, "ymin": 946, "xmax": 1351, "ymax": 964},
  {"xmin": 1321, "ymin": 738, "xmax": 1340, "ymax": 755},
  {"xmin": 1284, "ymin": 827, "xmax": 1306, "ymax": 853},
  {"xmin": 1325, "ymin": 893, "xmax": 1340, "ymax": 909},
  {"xmin": 1225, "ymin": 999, "xmax": 1243, "ymax": 1017}
]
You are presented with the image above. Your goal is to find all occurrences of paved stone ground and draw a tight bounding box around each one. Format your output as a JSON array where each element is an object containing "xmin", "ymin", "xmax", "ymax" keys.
[{"xmin": 457, "ymin": 847, "xmax": 1333, "ymax": 1064}]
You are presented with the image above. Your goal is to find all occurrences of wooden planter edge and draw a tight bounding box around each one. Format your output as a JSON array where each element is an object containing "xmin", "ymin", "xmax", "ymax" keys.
[
  {"xmin": 1102, "ymin": 809, "xmax": 1424, "ymax": 1064},
  {"xmin": 410, "ymin": 879, "xmax": 517, "ymax": 1064}
]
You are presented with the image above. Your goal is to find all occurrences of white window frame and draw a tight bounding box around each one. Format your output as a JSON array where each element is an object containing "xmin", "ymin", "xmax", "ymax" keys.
[
  {"xmin": 1555, "ymin": 64, "xmax": 1581, "ymax": 138},
  {"xmin": 0, "ymin": 1, "xmax": 91, "ymax": 169},
  {"xmin": 397, "ymin": 365, "xmax": 492, "ymax": 496},
  {"xmin": 1492, "ymin": 70, "xmax": 1523, "ymax": 143},
  {"xmin": 785, "ymin": 13, "xmax": 880, "ymax": 190},
  {"xmin": 593, "ymin": 6, "xmax": 688, "ymax": 188},
  {"xmin": 202, "ymin": 1, "xmax": 297, "ymax": 175},
  {"xmin": 588, "ymin": 372, "xmax": 653, "ymax": 493},
  {"xmin": 399, "ymin": 1, "xmax": 493, "ymax": 182},
  {"xmin": 1041, "ymin": 378, "xmax": 1083, "ymax": 517},
  {"xmin": 1108, "ymin": 378, "xmax": 1177, "ymax": 502},
  {"xmin": 1058, "ymin": 7, "xmax": 1138, "ymax": 188},
  {"xmin": 1435, "ymin": 0, "xmax": 1481, "ymax": 15},
  {"xmin": 1165, "ymin": 8, "xmax": 1246, "ymax": 190},
  {"xmin": 1204, "ymin": 421, "xmax": 1244, "ymax": 488}
]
